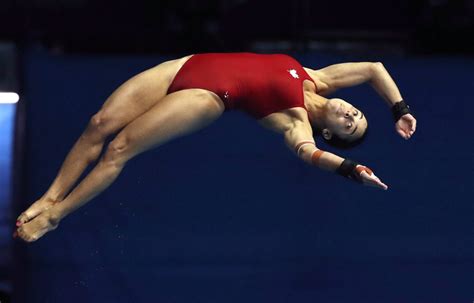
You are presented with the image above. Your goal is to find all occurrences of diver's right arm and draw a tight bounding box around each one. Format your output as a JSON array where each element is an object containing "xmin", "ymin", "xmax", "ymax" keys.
[{"xmin": 284, "ymin": 124, "xmax": 388, "ymax": 190}]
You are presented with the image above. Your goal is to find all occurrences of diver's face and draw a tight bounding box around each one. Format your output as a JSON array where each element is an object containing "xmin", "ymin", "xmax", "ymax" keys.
[{"xmin": 322, "ymin": 98, "xmax": 368, "ymax": 141}]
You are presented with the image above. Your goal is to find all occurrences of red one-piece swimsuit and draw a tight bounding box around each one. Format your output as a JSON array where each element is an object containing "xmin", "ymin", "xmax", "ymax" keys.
[{"xmin": 167, "ymin": 52, "xmax": 316, "ymax": 119}]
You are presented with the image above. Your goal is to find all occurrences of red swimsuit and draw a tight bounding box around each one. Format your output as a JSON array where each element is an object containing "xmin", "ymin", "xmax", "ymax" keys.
[{"xmin": 167, "ymin": 53, "xmax": 316, "ymax": 119}]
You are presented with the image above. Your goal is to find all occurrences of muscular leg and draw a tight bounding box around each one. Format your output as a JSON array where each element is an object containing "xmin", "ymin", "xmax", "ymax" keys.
[
  {"xmin": 16, "ymin": 57, "xmax": 191, "ymax": 225},
  {"xmin": 16, "ymin": 89, "xmax": 224, "ymax": 241}
]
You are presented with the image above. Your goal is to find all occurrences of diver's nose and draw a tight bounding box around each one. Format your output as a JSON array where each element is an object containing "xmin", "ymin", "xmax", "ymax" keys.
[{"xmin": 344, "ymin": 109, "xmax": 355, "ymax": 120}]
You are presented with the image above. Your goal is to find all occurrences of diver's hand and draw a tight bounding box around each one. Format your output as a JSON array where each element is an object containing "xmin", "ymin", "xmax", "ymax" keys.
[
  {"xmin": 395, "ymin": 113, "xmax": 417, "ymax": 140},
  {"xmin": 13, "ymin": 209, "xmax": 60, "ymax": 242},
  {"xmin": 356, "ymin": 165, "xmax": 388, "ymax": 190}
]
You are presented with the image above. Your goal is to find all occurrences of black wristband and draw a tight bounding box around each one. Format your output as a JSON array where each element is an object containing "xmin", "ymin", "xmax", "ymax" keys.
[
  {"xmin": 391, "ymin": 100, "xmax": 411, "ymax": 122},
  {"xmin": 336, "ymin": 159, "xmax": 361, "ymax": 183}
]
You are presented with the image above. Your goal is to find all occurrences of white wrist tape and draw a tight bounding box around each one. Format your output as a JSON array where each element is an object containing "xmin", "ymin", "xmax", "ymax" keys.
[{"xmin": 294, "ymin": 140, "xmax": 315, "ymax": 156}]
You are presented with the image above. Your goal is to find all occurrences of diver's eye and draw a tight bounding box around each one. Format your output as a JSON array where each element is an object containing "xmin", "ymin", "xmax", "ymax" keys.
[
  {"xmin": 354, "ymin": 110, "xmax": 358, "ymax": 116},
  {"xmin": 344, "ymin": 112, "xmax": 350, "ymax": 118}
]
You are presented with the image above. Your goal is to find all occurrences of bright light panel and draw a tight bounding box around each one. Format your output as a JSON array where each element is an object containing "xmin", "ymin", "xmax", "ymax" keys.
[{"xmin": 0, "ymin": 92, "xmax": 19, "ymax": 104}]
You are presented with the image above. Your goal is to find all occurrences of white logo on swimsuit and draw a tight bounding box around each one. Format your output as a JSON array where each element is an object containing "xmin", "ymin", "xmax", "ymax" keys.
[
  {"xmin": 224, "ymin": 91, "xmax": 229, "ymax": 100},
  {"xmin": 288, "ymin": 69, "xmax": 299, "ymax": 79}
]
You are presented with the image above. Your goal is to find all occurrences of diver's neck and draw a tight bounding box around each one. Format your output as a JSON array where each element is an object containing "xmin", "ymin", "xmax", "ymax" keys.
[{"xmin": 305, "ymin": 92, "xmax": 328, "ymax": 127}]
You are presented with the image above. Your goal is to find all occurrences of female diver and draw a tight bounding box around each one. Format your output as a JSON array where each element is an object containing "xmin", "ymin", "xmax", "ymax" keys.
[{"xmin": 14, "ymin": 53, "xmax": 416, "ymax": 242}]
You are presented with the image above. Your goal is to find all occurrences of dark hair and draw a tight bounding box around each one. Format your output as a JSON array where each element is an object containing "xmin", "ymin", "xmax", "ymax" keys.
[{"xmin": 317, "ymin": 126, "xmax": 369, "ymax": 150}]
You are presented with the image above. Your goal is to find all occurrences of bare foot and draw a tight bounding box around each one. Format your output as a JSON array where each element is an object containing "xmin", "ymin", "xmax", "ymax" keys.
[
  {"xmin": 16, "ymin": 197, "xmax": 60, "ymax": 226},
  {"xmin": 14, "ymin": 209, "xmax": 60, "ymax": 242}
]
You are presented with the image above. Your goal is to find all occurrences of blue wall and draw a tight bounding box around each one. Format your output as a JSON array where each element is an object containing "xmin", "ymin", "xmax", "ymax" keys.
[
  {"xmin": 0, "ymin": 103, "xmax": 16, "ymax": 296},
  {"xmin": 15, "ymin": 50, "xmax": 474, "ymax": 303}
]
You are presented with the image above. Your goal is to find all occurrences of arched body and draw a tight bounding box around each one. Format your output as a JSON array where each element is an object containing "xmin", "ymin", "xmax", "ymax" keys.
[{"xmin": 14, "ymin": 53, "xmax": 417, "ymax": 242}]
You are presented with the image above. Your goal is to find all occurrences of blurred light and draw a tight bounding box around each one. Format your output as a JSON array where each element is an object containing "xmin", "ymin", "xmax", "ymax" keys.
[{"xmin": 0, "ymin": 92, "xmax": 19, "ymax": 104}]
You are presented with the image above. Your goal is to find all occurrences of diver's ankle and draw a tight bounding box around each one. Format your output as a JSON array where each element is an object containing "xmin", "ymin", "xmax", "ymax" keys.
[{"xmin": 41, "ymin": 194, "xmax": 62, "ymax": 204}]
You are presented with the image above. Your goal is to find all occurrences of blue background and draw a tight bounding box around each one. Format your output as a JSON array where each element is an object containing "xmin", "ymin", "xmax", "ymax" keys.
[
  {"xmin": 0, "ymin": 104, "xmax": 15, "ymax": 295},
  {"xmin": 14, "ymin": 50, "xmax": 474, "ymax": 302}
]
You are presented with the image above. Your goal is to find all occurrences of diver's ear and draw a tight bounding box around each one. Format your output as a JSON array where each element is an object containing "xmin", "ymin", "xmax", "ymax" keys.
[{"xmin": 322, "ymin": 128, "xmax": 332, "ymax": 140}]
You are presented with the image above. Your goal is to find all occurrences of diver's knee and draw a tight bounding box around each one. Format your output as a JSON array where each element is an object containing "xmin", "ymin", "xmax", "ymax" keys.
[
  {"xmin": 88, "ymin": 112, "xmax": 106, "ymax": 134},
  {"xmin": 87, "ymin": 111, "xmax": 115, "ymax": 138},
  {"xmin": 103, "ymin": 135, "xmax": 130, "ymax": 166}
]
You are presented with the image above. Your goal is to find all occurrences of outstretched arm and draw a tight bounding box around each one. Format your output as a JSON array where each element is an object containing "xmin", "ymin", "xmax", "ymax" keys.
[
  {"xmin": 284, "ymin": 128, "xmax": 388, "ymax": 190},
  {"xmin": 305, "ymin": 62, "xmax": 416, "ymax": 140},
  {"xmin": 305, "ymin": 62, "xmax": 401, "ymax": 104}
]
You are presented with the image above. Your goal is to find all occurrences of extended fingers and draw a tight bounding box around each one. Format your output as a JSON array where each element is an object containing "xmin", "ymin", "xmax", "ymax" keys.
[
  {"xmin": 360, "ymin": 171, "xmax": 388, "ymax": 190},
  {"xmin": 372, "ymin": 175, "xmax": 388, "ymax": 190}
]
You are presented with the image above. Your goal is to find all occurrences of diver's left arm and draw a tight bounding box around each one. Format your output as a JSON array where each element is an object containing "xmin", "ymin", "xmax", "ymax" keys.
[
  {"xmin": 305, "ymin": 62, "xmax": 401, "ymax": 103},
  {"xmin": 305, "ymin": 63, "xmax": 417, "ymax": 139}
]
